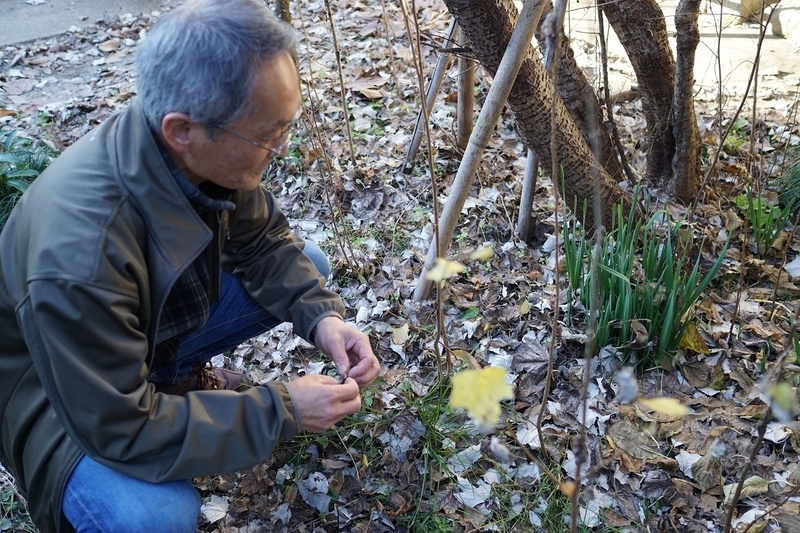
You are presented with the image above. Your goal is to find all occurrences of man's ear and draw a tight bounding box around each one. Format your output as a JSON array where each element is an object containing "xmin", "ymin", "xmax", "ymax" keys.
[{"xmin": 160, "ymin": 112, "xmax": 195, "ymax": 154}]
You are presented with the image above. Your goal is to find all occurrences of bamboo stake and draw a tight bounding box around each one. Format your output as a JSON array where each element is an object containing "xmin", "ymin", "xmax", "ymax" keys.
[
  {"xmin": 402, "ymin": 20, "xmax": 459, "ymax": 175},
  {"xmin": 517, "ymin": 148, "xmax": 538, "ymax": 241},
  {"xmin": 456, "ymin": 53, "xmax": 476, "ymax": 150},
  {"xmin": 413, "ymin": 0, "xmax": 548, "ymax": 301}
]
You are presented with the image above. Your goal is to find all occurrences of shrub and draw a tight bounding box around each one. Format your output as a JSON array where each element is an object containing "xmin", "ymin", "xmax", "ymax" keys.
[{"xmin": 0, "ymin": 129, "xmax": 56, "ymax": 230}]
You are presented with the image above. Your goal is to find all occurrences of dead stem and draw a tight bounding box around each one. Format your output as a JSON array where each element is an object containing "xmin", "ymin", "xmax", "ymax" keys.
[
  {"xmin": 723, "ymin": 298, "xmax": 800, "ymax": 532},
  {"xmin": 324, "ymin": 0, "xmax": 359, "ymax": 171},
  {"xmin": 692, "ymin": 3, "xmax": 778, "ymax": 215},
  {"xmin": 595, "ymin": 3, "xmax": 637, "ymax": 184},
  {"xmin": 295, "ymin": 6, "xmax": 360, "ymax": 272},
  {"xmin": 379, "ymin": 0, "xmax": 401, "ymax": 92}
]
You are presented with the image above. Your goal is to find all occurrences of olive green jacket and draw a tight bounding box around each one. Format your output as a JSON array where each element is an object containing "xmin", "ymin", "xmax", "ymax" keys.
[{"xmin": 0, "ymin": 100, "xmax": 344, "ymax": 533}]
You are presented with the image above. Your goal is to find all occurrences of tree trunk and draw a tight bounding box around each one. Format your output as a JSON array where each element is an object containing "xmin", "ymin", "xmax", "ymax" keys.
[
  {"xmin": 599, "ymin": 0, "xmax": 676, "ymax": 189},
  {"xmin": 443, "ymin": 0, "xmax": 632, "ymax": 228},
  {"xmin": 274, "ymin": 0, "xmax": 291, "ymax": 23},
  {"xmin": 536, "ymin": 3, "xmax": 625, "ymax": 183},
  {"xmin": 672, "ymin": 0, "xmax": 702, "ymax": 201}
]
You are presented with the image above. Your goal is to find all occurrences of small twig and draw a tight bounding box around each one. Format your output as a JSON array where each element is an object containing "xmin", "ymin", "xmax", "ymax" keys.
[
  {"xmin": 723, "ymin": 300, "xmax": 800, "ymax": 532},
  {"xmin": 399, "ymin": 0, "xmax": 452, "ymax": 369},
  {"xmin": 301, "ymin": 85, "xmax": 360, "ymax": 272},
  {"xmin": 331, "ymin": 425, "xmax": 360, "ymax": 482},
  {"xmin": 295, "ymin": 7, "xmax": 360, "ymax": 273},
  {"xmin": 722, "ymin": 403, "xmax": 773, "ymax": 533},
  {"xmin": 691, "ymin": 4, "xmax": 778, "ymax": 216},
  {"xmin": 378, "ymin": 0, "xmax": 401, "ymax": 92},
  {"xmin": 727, "ymin": 233, "xmax": 747, "ymax": 342},
  {"xmin": 324, "ymin": 0, "xmax": 359, "ymax": 171},
  {"xmin": 747, "ymin": 2, "xmax": 766, "ymax": 183},
  {"xmin": 507, "ymin": 421, "xmax": 563, "ymax": 487},
  {"xmin": 535, "ymin": 0, "xmax": 566, "ymax": 467},
  {"xmin": 595, "ymin": 3, "xmax": 637, "ymax": 184},
  {"xmin": 739, "ymin": 483, "xmax": 800, "ymax": 533}
]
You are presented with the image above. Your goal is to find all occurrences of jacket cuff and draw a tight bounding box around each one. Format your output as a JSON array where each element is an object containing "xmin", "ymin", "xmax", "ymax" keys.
[
  {"xmin": 305, "ymin": 311, "xmax": 343, "ymax": 344},
  {"xmin": 278, "ymin": 382, "xmax": 303, "ymax": 434},
  {"xmin": 266, "ymin": 382, "xmax": 302, "ymax": 436}
]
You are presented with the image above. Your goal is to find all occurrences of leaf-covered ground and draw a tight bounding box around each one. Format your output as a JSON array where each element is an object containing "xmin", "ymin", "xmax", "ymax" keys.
[{"xmin": 2, "ymin": 1, "xmax": 800, "ymax": 532}]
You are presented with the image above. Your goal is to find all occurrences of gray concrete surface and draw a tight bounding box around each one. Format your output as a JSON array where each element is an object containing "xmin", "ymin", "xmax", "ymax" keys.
[
  {"xmin": 566, "ymin": 0, "xmax": 800, "ymax": 105},
  {"xmin": 0, "ymin": 0, "xmax": 165, "ymax": 47}
]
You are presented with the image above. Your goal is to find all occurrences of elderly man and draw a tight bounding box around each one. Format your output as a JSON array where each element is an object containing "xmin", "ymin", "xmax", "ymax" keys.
[{"xmin": 0, "ymin": 0, "xmax": 380, "ymax": 531}]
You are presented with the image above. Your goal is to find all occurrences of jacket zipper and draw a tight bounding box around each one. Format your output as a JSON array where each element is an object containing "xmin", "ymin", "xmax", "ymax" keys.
[{"xmin": 206, "ymin": 211, "xmax": 223, "ymax": 304}]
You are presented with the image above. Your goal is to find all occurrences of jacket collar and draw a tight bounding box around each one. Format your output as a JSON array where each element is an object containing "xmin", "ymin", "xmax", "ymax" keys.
[
  {"xmin": 156, "ymin": 140, "xmax": 236, "ymax": 214},
  {"xmin": 108, "ymin": 99, "xmax": 212, "ymax": 267}
]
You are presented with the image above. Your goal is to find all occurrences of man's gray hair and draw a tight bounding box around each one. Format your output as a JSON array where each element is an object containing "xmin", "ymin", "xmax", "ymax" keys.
[{"xmin": 135, "ymin": 0, "xmax": 297, "ymax": 132}]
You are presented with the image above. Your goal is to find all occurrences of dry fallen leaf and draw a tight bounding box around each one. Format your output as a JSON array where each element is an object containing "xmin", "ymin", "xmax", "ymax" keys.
[
  {"xmin": 98, "ymin": 39, "xmax": 122, "ymax": 52},
  {"xmin": 723, "ymin": 475, "xmax": 773, "ymax": 506},
  {"xmin": 607, "ymin": 419, "xmax": 662, "ymax": 460},
  {"xmin": 392, "ymin": 323, "xmax": 409, "ymax": 345},
  {"xmin": 627, "ymin": 319, "xmax": 649, "ymax": 348},
  {"xmin": 691, "ymin": 454, "xmax": 722, "ymax": 492},
  {"xmin": 200, "ymin": 494, "xmax": 229, "ymax": 524},
  {"xmin": 678, "ymin": 322, "xmax": 710, "ymax": 354},
  {"xmin": 559, "ymin": 480, "xmax": 577, "ymax": 497}
]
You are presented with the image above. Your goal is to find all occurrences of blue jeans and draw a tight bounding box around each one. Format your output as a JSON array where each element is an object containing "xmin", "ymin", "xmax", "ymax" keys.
[
  {"xmin": 62, "ymin": 456, "xmax": 200, "ymax": 533},
  {"xmin": 62, "ymin": 241, "xmax": 330, "ymax": 532},
  {"xmin": 149, "ymin": 240, "xmax": 330, "ymax": 384}
]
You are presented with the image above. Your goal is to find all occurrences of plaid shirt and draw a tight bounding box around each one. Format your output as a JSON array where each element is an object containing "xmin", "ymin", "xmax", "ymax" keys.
[{"xmin": 151, "ymin": 143, "xmax": 236, "ymax": 372}]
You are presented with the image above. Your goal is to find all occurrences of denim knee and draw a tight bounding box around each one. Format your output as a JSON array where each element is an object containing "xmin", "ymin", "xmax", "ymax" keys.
[
  {"xmin": 117, "ymin": 483, "xmax": 200, "ymax": 533},
  {"xmin": 64, "ymin": 481, "xmax": 200, "ymax": 533},
  {"xmin": 303, "ymin": 240, "xmax": 331, "ymax": 279},
  {"xmin": 63, "ymin": 456, "xmax": 201, "ymax": 533}
]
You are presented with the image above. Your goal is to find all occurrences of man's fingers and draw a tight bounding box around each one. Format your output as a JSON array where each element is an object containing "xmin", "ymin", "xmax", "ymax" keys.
[{"xmin": 347, "ymin": 345, "xmax": 380, "ymax": 380}]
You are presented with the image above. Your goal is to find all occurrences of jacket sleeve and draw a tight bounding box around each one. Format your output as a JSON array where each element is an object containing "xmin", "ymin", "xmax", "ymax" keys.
[
  {"xmin": 18, "ymin": 278, "xmax": 299, "ymax": 482},
  {"xmin": 222, "ymin": 186, "xmax": 345, "ymax": 341}
]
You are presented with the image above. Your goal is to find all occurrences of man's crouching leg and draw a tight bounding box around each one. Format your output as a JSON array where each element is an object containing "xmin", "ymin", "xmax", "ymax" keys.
[
  {"xmin": 62, "ymin": 455, "xmax": 200, "ymax": 533},
  {"xmin": 149, "ymin": 240, "xmax": 332, "ymax": 387}
]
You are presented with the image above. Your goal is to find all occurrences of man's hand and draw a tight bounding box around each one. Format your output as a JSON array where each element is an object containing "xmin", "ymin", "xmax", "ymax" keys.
[
  {"xmin": 285, "ymin": 375, "xmax": 361, "ymax": 432},
  {"xmin": 313, "ymin": 316, "xmax": 380, "ymax": 387}
]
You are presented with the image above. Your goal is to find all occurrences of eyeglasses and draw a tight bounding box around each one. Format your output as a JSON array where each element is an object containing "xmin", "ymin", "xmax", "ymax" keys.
[{"xmin": 212, "ymin": 121, "xmax": 296, "ymax": 157}]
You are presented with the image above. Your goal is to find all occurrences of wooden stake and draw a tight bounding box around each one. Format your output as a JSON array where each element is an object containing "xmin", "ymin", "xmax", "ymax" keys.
[
  {"xmin": 456, "ymin": 53, "xmax": 476, "ymax": 151},
  {"xmin": 402, "ymin": 20, "xmax": 459, "ymax": 175},
  {"xmin": 517, "ymin": 148, "xmax": 539, "ymax": 241},
  {"xmin": 413, "ymin": 0, "xmax": 548, "ymax": 300}
]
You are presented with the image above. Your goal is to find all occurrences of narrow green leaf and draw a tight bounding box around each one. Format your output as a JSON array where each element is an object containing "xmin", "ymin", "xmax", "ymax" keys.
[{"xmin": 5, "ymin": 179, "xmax": 29, "ymax": 193}]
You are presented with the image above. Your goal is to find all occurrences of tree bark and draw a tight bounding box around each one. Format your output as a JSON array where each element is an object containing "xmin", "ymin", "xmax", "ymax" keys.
[
  {"xmin": 599, "ymin": 0, "xmax": 676, "ymax": 189},
  {"xmin": 672, "ymin": 0, "xmax": 702, "ymax": 202},
  {"xmin": 274, "ymin": 0, "xmax": 291, "ymax": 23},
  {"xmin": 443, "ymin": 0, "xmax": 632, "ymax": 228},
  {"xmin": 536, "ymin": 3, "xmax": 625, "ymax": 182}
]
